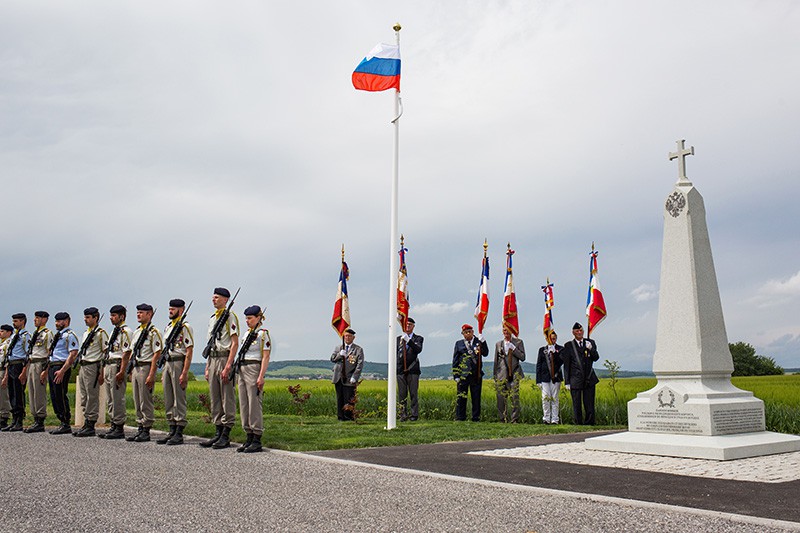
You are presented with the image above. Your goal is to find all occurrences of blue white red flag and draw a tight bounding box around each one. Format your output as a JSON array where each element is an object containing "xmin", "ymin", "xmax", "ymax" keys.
[
  {"xmin": 502, "ymin": 245, "xmax": 519, "ymax": 336},
  {"xmin": 397, "ymin": 240, "xmax": 410, "ymax": 331},
  {"xmin": 474, "ymin": 249, "xmax": 490, "ymax": 334},
  {"xmin": 352, "ymin": 43, "xmax": 401, "ymax": 92},
  {"xmin": 542, "ymin": 279, "xmax": 554, "ymax": 341},
  {"xmin": 586, "ymin": 244, "xmax": 607, "ymax": 336},
  {"xmin": 332, "ymin": 259, "xmax": 351, "ymax": 337}
]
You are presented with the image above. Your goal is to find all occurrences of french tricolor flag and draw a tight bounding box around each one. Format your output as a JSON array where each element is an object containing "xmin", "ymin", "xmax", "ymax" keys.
[{"xmin": 352, "ymin": 43, "xmax": 401, "ymax": 92}]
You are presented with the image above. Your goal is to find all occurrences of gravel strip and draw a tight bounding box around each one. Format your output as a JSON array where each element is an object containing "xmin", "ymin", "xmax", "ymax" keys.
[{"xmin": 0, "ymin": 432, "xmax": 797, "ymax": 532}]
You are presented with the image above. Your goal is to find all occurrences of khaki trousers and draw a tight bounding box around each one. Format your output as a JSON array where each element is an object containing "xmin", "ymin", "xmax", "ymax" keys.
[
  {"xmin": 0, "ymin": 368, "xmax": 11, "ymax": 418},
  {"xmin": 26, "ymin": 360, "xmax": 48, "ymax": 418},
  {"xmin": 103, "ymin": 362, "xmax": 127, "ymax": 425},
  {"xmin": 208, "ymin": 356, "xmax": 236, "ymax": 428},
  {"xmin": 79, "ymin": 363, "xmax": 102, "ymax": 422},
  {"xmin": 132, "ymin": 365, "xmax": 154, "ymax": 428},
  {"xmin": 237, "ymin": 363, "xmax": 263, "ymax": 435},
  {"xmin": 162, "ymin": 359, "xmax": 187, "ymax": 427}
]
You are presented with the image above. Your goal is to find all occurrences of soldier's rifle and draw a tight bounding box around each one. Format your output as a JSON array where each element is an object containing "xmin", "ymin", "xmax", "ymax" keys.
[
  {"xmin": 157, "ymin": 301, "xmax": 193, "ymax": 370},
  {"xmin": 126, "ymin": 309, "xmax": 157, "ymax": 375},
  {"xmin": 73, "ymin": 314, "xmax": 104, "ymax": 369},
  {"xmin": 231, "ymin": 306, "xmax": 265, "ymax": 380},
  {"xmin": 201, "ymin": 287, "xmax": 240, "ymax": 360}
]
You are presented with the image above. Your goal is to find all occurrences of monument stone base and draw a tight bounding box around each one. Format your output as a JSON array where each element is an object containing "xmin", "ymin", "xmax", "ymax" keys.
[{"xmin": 586, "ymin": 430, "xmax": 800, "ymax": 461}]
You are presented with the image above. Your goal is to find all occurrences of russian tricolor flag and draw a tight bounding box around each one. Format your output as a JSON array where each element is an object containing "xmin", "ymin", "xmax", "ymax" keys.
[{"xmin": 352, "ymin": 43, "xmax": 401, "ymax": 92}]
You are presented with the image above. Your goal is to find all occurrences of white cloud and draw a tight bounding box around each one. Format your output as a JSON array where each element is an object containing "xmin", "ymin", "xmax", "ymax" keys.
[
  {"xmin": 761, "ymin": 271, "xmax": 800, "ymax": 297},
  {"xmin": 631, "ymin": 284, "xmax": 658, "ymax": 303},
  {"xmin": 413, "ymin": 301, "xmax": 469, "ymax": 315}
]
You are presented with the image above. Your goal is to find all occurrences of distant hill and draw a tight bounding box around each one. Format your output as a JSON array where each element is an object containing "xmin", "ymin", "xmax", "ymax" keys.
[{"xmin": 192, "ymin": 360, "xmax": 653, "ymax": 380}]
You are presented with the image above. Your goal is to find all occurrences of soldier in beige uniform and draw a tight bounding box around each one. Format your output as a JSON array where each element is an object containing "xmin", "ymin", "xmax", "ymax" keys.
[
  {"xmin": 97, "ymin": 305, "xmax": 132, "ymax": 440},
  {"xmin": 126, "ymin": 303, "xmax": 163, "ymax": 443},
  {"xmin": 236, "ymin": 305, "xmax": 271, "ymax": 453},
  {"xmin": 157, "ymin": 298, "xmax": 193, "ymax": 446},
  {"xmin": 0, "ymin": 324, "xmax": 13, "ymax": 429},
  {"xmin": 200, "ymin": 287, "xmax": 239, "ymax": 450},
  {"xmin": 74, "ymin": 307, "xmax": 109, "ymax": 437},
  {"xmin": 24, "ymin": 311, "xmax": 54, "ymax": 433}
]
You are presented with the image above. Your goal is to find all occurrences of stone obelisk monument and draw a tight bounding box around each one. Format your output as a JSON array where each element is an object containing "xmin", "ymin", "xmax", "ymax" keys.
[{"xmin": 587, "ymin": 140, "xmax": 800, "ymax": 460}]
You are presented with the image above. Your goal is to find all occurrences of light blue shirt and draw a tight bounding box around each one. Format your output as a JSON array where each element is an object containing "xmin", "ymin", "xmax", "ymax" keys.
[
  {"xmin": 7, "ymin": 329, "xmax": 30, "ymax": 361},
  {"xmin": 50, "ymin": 328, "xmax": 80, "ymax": 363}
]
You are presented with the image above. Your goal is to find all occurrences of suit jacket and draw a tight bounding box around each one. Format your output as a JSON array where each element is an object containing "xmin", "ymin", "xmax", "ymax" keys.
[
  {"xmin": 452, "ymin": 337, "xmax": 489, "ymax": 381},
  {"xmin": 396, "ymin": 333, "xmax": 424, "ymax": 374},
  {"xmin": 535, "ymin": 344, "xmax": 564, "ymax": 383},
  {"xmin": 493, "ymin": 337, "xmax": 526, "ymax": 381},
  {"xmin": 330, "ymin": 343, "xmax": 365, "ymax": 386},
  {"xmin": 562, "ymin": 338, "xmax": 600, "ymax": 389}
]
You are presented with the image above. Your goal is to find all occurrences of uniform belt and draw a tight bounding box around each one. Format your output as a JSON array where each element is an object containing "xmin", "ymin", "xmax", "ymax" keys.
[
  {"xmin": 239, "ymin": 360, "xmax": 261, "ymax": 366},
  {"xmin": 48, "ymin": 362, "xmax": 65, "ymax": 369},
  {"xmin": 105, "ymin": 358, "xmax": 122, "ymax": 365},
  {"xmin": 167, "ymin": 356, "xmax": 186, "ymax": 362},
  {"xmin": 29, "ymin": 358, "xmax": 48, "ymax": 364},
  {"xmin": 210, "ymin": 350, "xmax": 228, "ymax": 358},
  {"xmin": 135, "ymin": 360, "xmax": 152, "ymax": 367},
  {"xmin": 7, "ymin": 360, "xmax": 25, "ymax": 366},
  {"xmin": 81, "ymin": 360, "xmax": 102, "ymax": 366}
]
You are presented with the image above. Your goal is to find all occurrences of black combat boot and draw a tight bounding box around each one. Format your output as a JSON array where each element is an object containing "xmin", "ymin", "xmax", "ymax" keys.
[
  {"xmin": 104, "ymin": 424, "xmax": 126, "ymax": 440},
  {"xmin": 97, "ymin": 423, "xmax": 114, "ymax": 439},
  {"xmin": 166, "ymin": 425, "xmax": 184, "ymax": 446},
  {"xmin": 72, "ymin": 420, "xmax": 88, "ymax": 437},
  {"xmin": 8, "ymin": 416, "xmax": 24, "ymax": 432},
  {"xmin": 0, "ymin": 417, "xmax": 9, "ymax": 430},
  {"xmin": 237, "ymin": 432, "xmax": 253, "ymax": 453},
  {"xmin": 134, "ymin": 427, "xmax": 151, "ymax": 442},
  {"xmin": 75, "ymin": 420, "xmax": 96, "ymax": 437},
  {"xmin": 242, "ymin": 434, "xmax": 263, "ymax": 454},
  {"xmin": 156, "ymin": 425, "xmax": 176, "ymax": 445},
  {"xmin": 199, "ymin": 425, "xmax": 223, "ymax": 448},
  {"xmin": 126, "ymin": 425, "xmax": 144, "ymax": 442},
  {"xmin": 24, "ymin": 417, "xmax": 45, "ymax": 433},
  {"xmin": 50, "ymin": 421, "xmax": 72, "ymax": 435},
  {"xmin": 211, "ymin": 426, "xmax": 231, "ymax": 449}
]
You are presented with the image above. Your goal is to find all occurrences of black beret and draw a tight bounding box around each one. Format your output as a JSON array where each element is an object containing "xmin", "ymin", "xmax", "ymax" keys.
[
  {"xmin": 34, "ymin": 311, "xmax": 49, "ymax": 318},
  {"xmin": 54, "ymin": 312, "xmax": 70, "ymax": 321},
  {"xmin": 136, "ymin": 303, "xmax": 154, "ymax": 312},
  {"xmin": 11, "ymin": 313, "xmax": 26, "ymax": 320},
  {"xmin": 109, "ymin": 305, "xmax": 126, "ymax": 315},
  {"xmin": 0, "ymin": 324, "xmax": 13, "ymax": 332},
  {"xmin": 84, "ymin": 307, "xmax": 99, "ymax": 316},
  {"xmin": 243, "ymin": 305, "xmax": 261, "ymax": 317},
  {"xmin": 169, "ymin": 299, "xmax": 185, "ymax": 308},
  {"xmin": 407, "ymin": 317, "xmax": 415, "ymax": 324},
  {"xmin": 572, "ymin": 322, "xmax": 583, "ymax": 330},
  {"xmin": 345, "ymin": 328, "xmax": 356, "ymax": 335},
  {"xmin": 214, "ymin": 287, "xmax": 231, "ymax": 298}
]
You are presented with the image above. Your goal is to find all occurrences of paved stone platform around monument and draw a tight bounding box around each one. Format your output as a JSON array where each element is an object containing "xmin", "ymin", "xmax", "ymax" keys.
[
  {"xmin": 1, "ymin": 429, "xmax": 798, "ymax": 532},
  {"xmin": 314, "ymin": 430, "xmax": 800, "ymax": 526},
  {"xmin": 469, "ymin": 440, "xmax": 800, "ymax": 483}
]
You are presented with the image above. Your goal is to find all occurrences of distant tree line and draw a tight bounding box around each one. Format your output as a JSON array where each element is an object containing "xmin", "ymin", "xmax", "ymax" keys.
[{"xmin": 729, "ymin": 342, "xmax": 783, "ymax": 376}]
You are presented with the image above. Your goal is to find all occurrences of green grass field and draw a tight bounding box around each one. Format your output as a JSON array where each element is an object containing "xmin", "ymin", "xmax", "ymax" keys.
[{"xmin": 22, "ymin": 374, "xmax": 800, "ymax": 451}]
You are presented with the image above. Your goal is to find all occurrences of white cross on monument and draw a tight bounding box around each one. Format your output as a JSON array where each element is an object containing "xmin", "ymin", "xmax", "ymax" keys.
[{"xmin": 668, "ymin": 139, "xmax": 694, "ymax": 184}]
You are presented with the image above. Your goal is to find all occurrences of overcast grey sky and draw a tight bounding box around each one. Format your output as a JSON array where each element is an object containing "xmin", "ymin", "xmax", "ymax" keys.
[{"xmin": 2, "ymin": 1, "xmax": 799, "ymax": 371}]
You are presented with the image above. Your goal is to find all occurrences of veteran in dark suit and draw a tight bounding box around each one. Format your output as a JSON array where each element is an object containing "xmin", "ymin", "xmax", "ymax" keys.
[
  {"xmin": 397, "ymin": 318, "xmax": 423, "ymax": 421},
  {"xmin": 331, "ymin": 328, "xmax": 364, "ymax": 421},
  {"xmin": 452, "ymin": 324, "xmax": 489, "ymax": 422},
  {"xmin": 493, "ymin": 326, "xmax": 526, "ymax": 423},
  {"xmin": 562, "ymin": 322, "xmax": 600, "ymax": 425}
]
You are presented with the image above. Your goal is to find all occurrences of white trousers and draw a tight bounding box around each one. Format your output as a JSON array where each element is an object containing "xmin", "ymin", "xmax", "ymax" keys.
[{"xmin": 540, "ymin": 381, "xmax": 561, "ymax": 423}]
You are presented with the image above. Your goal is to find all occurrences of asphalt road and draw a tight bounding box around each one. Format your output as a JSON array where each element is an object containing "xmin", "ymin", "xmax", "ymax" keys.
[{"xmin": 0, "ymin": 430, "xmax": 797, "ymax": 532}]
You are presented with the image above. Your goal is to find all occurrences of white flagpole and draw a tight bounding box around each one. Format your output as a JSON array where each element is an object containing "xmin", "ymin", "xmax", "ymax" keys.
[{"xmin": 386, "ymin": 22, "xmax": 401, "ymax": 430}]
